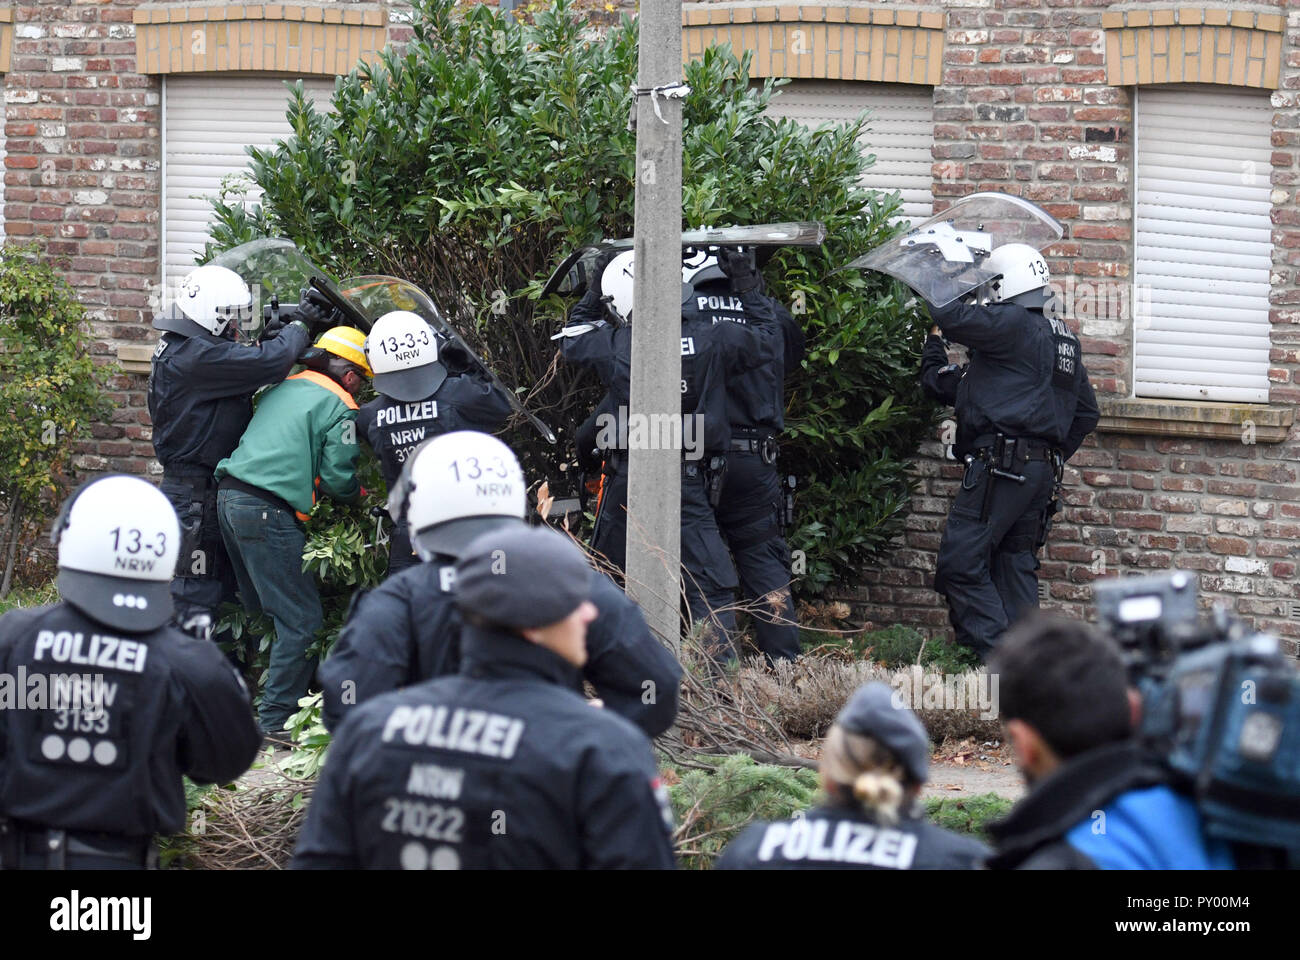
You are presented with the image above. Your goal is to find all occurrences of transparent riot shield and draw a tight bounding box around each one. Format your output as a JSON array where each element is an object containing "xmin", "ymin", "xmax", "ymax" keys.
[
  {"xmin": 844, "ymin": 192, "xmax": 1063, "ymax": 307},
  {"xmin": 208, "ymin": 237, "xmax": 335, "ymax": 342},
  {"xmin": 541, "ymin": 222, "xmax": 828, "ymax": 298},
  {"xmin": 339, "ymin": 275, "xmax": 556, "ymax": 444}
]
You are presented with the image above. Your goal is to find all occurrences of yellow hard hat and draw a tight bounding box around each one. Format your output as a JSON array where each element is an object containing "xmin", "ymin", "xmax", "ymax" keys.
[{"xmin": 314, "ymin": 326, "xmax": 373, "ymax": 378}]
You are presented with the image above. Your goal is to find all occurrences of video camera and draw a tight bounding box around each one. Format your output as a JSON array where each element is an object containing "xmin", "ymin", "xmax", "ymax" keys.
[{"xmin": 1095, "ymin": 572, "xmax": 1300, "ymax": 853}]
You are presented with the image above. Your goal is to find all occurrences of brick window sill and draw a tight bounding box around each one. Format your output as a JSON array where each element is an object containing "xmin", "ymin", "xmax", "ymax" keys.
[
  {"xmin": 1096, "ymin": 398, "xmax": 1294, "ymax": 443},
  {"xmin": 118, "ymin": 344, "xmax": 154, "ymax": 375}
]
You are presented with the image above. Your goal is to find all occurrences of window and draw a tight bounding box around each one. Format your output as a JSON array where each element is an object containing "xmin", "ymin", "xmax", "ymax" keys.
[
  {"xmin": 1133, "ymin": 85, "xmax": 1273, "ymax": 403},
  {"xmin": 162, "ymin": 75, "xmax": 336, "ymax": 287},
  {"xmin": 764, "ymin": 80, "xmax": 935, "ymax": 222}
]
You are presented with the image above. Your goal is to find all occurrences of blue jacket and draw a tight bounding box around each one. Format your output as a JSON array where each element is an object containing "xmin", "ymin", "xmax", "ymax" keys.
[
  {"xmin": 986, "ymin": 741, "xmax": 1235, "ymax": 870},
  {"xmin": 1065, "ymin": 785, "xmax": 1235, "ymax": 870}
]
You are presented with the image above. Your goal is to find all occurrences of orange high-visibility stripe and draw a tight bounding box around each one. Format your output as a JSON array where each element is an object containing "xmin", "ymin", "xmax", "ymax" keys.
[
  {"xmin": 594, "ymin": 463, "xmax": 607, "ymax": 514},
  {"xmin": 288, "ymin": 369, "xmax": 359, "ymax": 411}
]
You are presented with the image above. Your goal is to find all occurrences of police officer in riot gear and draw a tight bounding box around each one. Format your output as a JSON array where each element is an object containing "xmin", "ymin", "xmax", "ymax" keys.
[
  {"xmin": 559, "ymin": 248, "xmax": 781, "ymax": 662},
  {"xmin": 294, "ymin": 524, "xmax": 677, "ymax": 869},
  {"xmin": 928, "ymin": 244, "xmax": 1100, "ymax": 660},
  {"xmin": 148, "ymin": 263, "xmax": 337, "ymax": 645},
  {"xmin": 685, "ymin": 250, "xmax": 805, "ymax": 662},
  {"xmin": 358, "ymin": 310, "xmax": 511, "ymax": 575},
  {"xmin": 717, "ymin": 682, "xmax": 988, "ymax": 869},
  {"xmin": 0, "ymin": 476, "xmax": 261, "ymax": 869},
  {"xmin": 318, "ymin": 430, "xmax": 682, "ymax": 737}
]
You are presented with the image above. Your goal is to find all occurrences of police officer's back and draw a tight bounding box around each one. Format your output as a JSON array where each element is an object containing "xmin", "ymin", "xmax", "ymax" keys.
[
  {"xmin": 558, "ymin": 248, "xmax": 782, "ymax": 660},
  {"xmin": 319, "ymin": 431, "xmax": 682, "ymax": 737},
  {"xmin": 928, "ymin": 245, "xmax": 1100, "ymax": 660},
  {"xmin": 685, "ymin": 256, "xmax": 806, "ymax": 663},
  {"xmin": 0, "ymin": 477, "xmax": 260, "ymax": 869},
  {"xmin": 718, "ymin": 683, "xmax": 988, "ymax": 870},
  {"xmin": 294, "ymin": 526, "xmax": 676, "ymax": 869},
  {"xmin": 356, "ymin": 310, "xmax": 511, "ymax": 574}
]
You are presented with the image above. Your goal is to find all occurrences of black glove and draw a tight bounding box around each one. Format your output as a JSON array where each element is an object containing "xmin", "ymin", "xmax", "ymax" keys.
[
  {"xmin": 717, "ymin": 247, "xmax": 761, "ymax": 293},
  {"xmin": 440, "ymin": 340, "xmax": 475, "ymax": 375},
  {"xmin": 587, "ymin": 250, "xmax": 618, "ymax": 299},
  {"xmin": 294, "ymin": 288, "xmax": 343, "ymax": 338},
  {"xmin": 261, "ymin": 316, "xmax": 286, "ymax": 341}
]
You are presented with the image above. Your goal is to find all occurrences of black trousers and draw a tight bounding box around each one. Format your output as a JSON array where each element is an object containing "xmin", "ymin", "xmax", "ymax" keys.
[
  {"xmin": 714, "ymin": 451, "xmax": 801, "ymax": 662},
  {"xmin": 591, "ymin": 459, "xmax": 740, "ymax": 661},
  {"xmin": 160, "ymin": 476, "xmax": 238, "ymax": 645},
  {"xmin": 933, "ymin": 458, "xmax": 1055, "ymax": 661},
  {"xmin": 387, "ymin": 521, "xmax": 421, "ymax": 577}
]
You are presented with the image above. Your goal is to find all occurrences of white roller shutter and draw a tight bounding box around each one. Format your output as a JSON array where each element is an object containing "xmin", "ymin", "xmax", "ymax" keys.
[
  {"xmin": 764, "ymin": 80, "xmax": 934, "ymax": 221},
  {"xmin": 162, "ymin": 75, "xmax": 336, "ymax": 286},
  {"xmin": 1134, "ymin": 85, "xmax": 1273, "ymax": 403}
]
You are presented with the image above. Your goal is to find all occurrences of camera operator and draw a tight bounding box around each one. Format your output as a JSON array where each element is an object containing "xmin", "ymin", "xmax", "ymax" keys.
[{"xmin": 985, "ymin": 613, "xmax": 1236, "ymax": 869}]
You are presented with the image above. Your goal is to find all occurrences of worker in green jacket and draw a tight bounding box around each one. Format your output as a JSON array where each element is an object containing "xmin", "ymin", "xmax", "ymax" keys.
[{"xmin": 215, "ymin": 326, "xmax": 372, "ymax": 742}]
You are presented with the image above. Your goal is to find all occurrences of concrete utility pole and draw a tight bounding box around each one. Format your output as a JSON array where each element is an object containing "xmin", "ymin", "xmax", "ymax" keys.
[{"xmin": 625, "ymin": 0, "xmax": 684, "ymax": 649}]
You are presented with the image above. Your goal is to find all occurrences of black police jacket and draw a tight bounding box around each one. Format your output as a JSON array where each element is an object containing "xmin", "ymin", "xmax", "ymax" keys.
[
  {"xmin": 717, "ymin": 802, "xmax": 990, "ymax": 870},
  {"xmin": 929, "ymin": 300, "xmax": 1100, "ymax": 460},
  {"xmin": 920, "ymin": 333, "xmax": 964, "ymax": 407},
  {"xmin": 684, "ymin": 279, "xmax": 805, "ymax": 432},
  {"xmin": 984, "ymin": 741, "xmax": 1171, "ymax": 870},
  {"xmin": 147, "ymin": 324, "xmax": 310, "ymax": 473},
  {"xmin": 560, "ymin": 287, "xmax": 782, "ymax": 453},
  {"xmin": 357, "ymin": 373, "xmax": 512, "ymax": 490},
  {"xmin": 293, "ymin": 624, "xmax": 677, "ymax": 869},
  {"xmin": 0, "ymin": 602, "xmax": 260, "ymax": 838},
  {"xmin": 319, "ymin": 560, "xmax": 682, "ymax": 737}
]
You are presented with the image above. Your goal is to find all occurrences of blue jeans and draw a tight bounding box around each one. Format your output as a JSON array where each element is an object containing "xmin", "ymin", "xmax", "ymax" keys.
[{"xmin": 216, "ymin": 489, "xmax": 322, "ymax": 732}]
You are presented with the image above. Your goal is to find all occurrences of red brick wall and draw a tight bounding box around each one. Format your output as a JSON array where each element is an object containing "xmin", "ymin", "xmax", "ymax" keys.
[
  {"xmin": 826, "ymin": 0, "xmax": 1300, "ymax": 654},
  {"xmin": 2, "ymin": 1, "xmax": 412, "ymax": 480},
  {"xmin": 6, "ymin": 1, "xmax": 162, "ymax": 476}
]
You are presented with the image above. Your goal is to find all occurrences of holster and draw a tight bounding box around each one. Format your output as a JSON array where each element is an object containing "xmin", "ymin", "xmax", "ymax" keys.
[
  {"xmin": 1035, "ymin": 449, "xmax": 1066, "ymax": 551},
  {"xmin": 705, "ymin": 456, "xmax": 728, "ymax": 508},
  {"xmin": 782, "ymin": 474, "xmax": 797, "ymax": 530}
]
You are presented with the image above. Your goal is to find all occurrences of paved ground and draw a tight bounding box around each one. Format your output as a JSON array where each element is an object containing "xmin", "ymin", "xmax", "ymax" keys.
[{"xmin": 923, "ymin": 760, "xmax": 1025, "ymax": 801}]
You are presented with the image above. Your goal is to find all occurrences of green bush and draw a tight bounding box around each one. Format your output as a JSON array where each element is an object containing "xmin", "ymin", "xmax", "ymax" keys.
[
  {"xmin": 667, "ymin": 754, "xmax": 821, "ymax": 870},
  {"xmin": 205, "ymin": 0, "xmax": 936, "ymax": 595},
  {"xmin": 924, "ymin": 793, "xmax": 1012, "ymax": 842},
  {"xmin": 0, "ymin": 245, "xmax": 115, "ymax": 597}
]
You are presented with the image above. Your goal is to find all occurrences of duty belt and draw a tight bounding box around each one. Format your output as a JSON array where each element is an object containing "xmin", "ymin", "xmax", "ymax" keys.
[
  {"xmin": 163, "ymin": 468, "xmax": 217, "ymax": 491},
  {"xmin": 727, "ymin": 431, "xmax": 779, "ymax": 464},
  {"xmin": 972, "ymin": 435, "xmax": 1060, "ymax": 465},
  {"xmin": 10, "ymin": 824, "xmax": 157, "ymax": 869}
]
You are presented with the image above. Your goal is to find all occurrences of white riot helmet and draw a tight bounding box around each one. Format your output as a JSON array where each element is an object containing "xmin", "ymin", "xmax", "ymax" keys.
[
  {"xmin": 52, "ymin": 475, "xmax": 181, "ymax": 632},
  {"xmin": 398, "ymin": 431, "xmax": 526, "ymax": 560},
  {"xmin": 681, "ymin": 249, "xmax": 725, "ymax": 287},
  {"xmin": 154, "ymin": 264, "xmax": 254, "ymax": 338},
  {"xmin": 984, "ymin": 243, "xmax": 1052, "ymax": 309},
  {"xmin": 600, "ymin": 251, "xmax": 636, "ymax": 323},
  {"xmin": 365, "ymin": 310, "xmax": 447, "ymax": 402}
]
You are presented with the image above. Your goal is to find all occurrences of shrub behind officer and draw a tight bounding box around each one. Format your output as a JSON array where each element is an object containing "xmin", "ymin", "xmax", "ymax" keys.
[
  {"xmin": 293, "ymin": 525, "xmax": 677, "ymax": 869},
  {"xmin": 148, "ymin": 264, "xmax": 335, "ymax": 645},
  {"xmin": 0, "ymin": 476, "xmax": 260, "ymax": 869},
  {"xmin": 985, "ymin": 614, "xmax": 1235, "ymax": 869},
  {"xmin": 928, "ymin": 245, "xmax": 1100, "ymax": 660},
  {"xmin": 717, "ymin": 682, "xmax": 988, "ymax": 869},
  {"xmin": 319, "ymin": 430, "xmax": 681, "ymax": 737},
  {"xmin": 358, "ymin": 310, "xmax": 511, "ymax": 575},
  {"xmin": 215, "ymin": 326, "xmax": 370, "ymax": 741}
]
